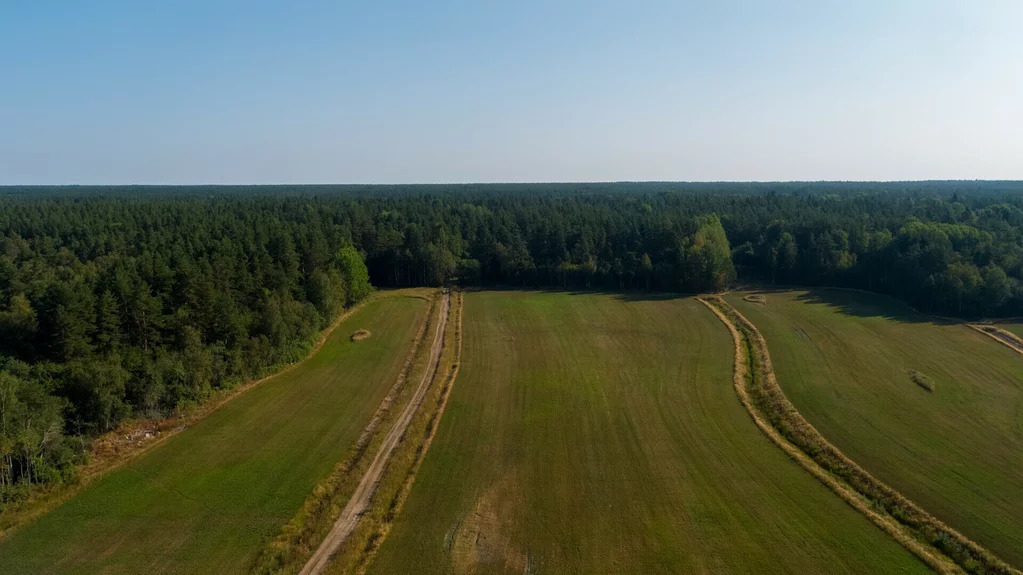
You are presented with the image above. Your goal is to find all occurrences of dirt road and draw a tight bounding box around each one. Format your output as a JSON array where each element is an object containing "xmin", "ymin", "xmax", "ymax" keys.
[{"xmin": 300, "ymin": 291, "xmax": 451, "ymax": 575}]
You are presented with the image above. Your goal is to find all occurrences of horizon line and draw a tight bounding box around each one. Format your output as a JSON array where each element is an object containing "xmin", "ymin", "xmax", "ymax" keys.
[{"xmin": 2, "ymin": 179, "xmax": 1023, "ymax": 187}]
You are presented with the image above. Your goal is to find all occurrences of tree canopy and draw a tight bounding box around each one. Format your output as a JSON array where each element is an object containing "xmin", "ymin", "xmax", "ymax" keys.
[{"xmin": 4, "ymin": 180, "xmax": 1023, "ymax": 503}]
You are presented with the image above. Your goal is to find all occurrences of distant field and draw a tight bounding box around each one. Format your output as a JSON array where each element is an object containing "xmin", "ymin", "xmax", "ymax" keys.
[
  {"xmin": 367, "ymin": 291, "xmax": 927, "ymax": 574},
  {"xmin": 0, "ymin": 293, "xmax": 428, "ymax": 574},
  {"xmin": 728, "ymin": 289, "xmax": 1023, "ymax": 567}
]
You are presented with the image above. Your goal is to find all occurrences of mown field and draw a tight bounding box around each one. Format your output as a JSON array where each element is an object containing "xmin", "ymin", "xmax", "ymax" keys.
[
  {"xmin": 728, "ymin": 289, "xmax": 1023, "ymax": 567},
  {"xmin": 367, "ymin": 291, "xmax": 928, "ymax": 574},
  {"xmin": 0, "ymin": 293, "xmax": 428, "ymax": 574}
]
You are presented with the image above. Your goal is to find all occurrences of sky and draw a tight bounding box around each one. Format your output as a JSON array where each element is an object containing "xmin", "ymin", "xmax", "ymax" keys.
[{"xmin": 1, "ymin": 1, "xmax": 1021, "ymax": 184}]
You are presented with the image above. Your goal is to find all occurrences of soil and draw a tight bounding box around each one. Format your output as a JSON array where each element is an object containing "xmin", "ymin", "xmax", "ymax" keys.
[{"xmin": 300, "ymin": 292, "xmax": 451, "ymax": 575}]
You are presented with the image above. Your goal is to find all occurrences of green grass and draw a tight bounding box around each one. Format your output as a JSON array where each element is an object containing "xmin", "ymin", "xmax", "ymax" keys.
[
  {"xmin": 908, "ymin": 370, "xmax": 936, "ymax": 392},
  {"xmin": 998, "ymin": 323, "xmax": 1023, "ymax": 341},
  {"xmin": 728, "ymin": 288, "xmax": 1023, "ymax": 568},
  {"xmin": 0, "ymin": 293, "xmax": 428, "ymax": 575},
  {"xmin": 367, "ymin": 291, "xmax": 928, "ymax": 574}
]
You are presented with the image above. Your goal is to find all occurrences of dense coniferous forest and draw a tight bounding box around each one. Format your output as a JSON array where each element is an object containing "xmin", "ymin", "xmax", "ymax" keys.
[
  {"xmin": 3, "ymin": 180, "xmax": 1023, "ymax": 503},
  {"xmin": 0, "ymin": 194, "xmax": 374, "ymax": 504}
]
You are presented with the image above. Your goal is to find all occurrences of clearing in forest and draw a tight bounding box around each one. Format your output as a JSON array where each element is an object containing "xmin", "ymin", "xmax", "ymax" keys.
[
  {"xmin": 728, "ymin": 289, "xmax": 1023, "ymax": 568},
  {"xmin": 367, "ymin": 291, "xmax": 928, "ymax": 574},
  {"xmin": 0, "ymin": 292, "xmax": 429, "ymax": 575}
]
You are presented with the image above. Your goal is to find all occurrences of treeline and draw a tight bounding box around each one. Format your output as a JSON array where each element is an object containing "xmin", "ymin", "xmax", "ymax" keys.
[
  {"xmin": 4, "ymin": 181, "xmax": 1023, "ymax": 502},
  {"xmin": 0, "ymin": 198, "xmax": 372, "ymax": 505},
  {"xmin": 724, "ymin": 192, "xmax": 1023, "ymax": 317},
  {"xmin": 332, "ymin": 182, "xmax": 1023, "ymax": 317}
]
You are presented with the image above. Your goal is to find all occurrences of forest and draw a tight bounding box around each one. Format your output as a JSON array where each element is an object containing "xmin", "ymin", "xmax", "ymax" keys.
[{"xmin": 3, "ymin": 180, "xmax": 1023, "ymax": 505}]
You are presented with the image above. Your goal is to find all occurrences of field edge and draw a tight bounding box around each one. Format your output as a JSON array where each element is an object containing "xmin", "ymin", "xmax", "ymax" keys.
[
  {"xmin": 699, "ymin": 295, "xmax": 1019, "ymax": 575},
  {"xmin": 328, "ymin": 289, "xmax": 465, "ymax": 575},
  {"xmin": 250, "ymin": 290, "xmax": 442, "ymax": 574},
  {"xmin": 0, "ymin": 291, "xmax": 427, "ymax": 541}
]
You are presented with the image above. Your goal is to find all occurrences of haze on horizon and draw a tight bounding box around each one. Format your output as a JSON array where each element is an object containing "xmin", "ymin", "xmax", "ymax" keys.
[{"xmin": 1, "ymin": 1, "xmax": 1021, "ymax": 185}]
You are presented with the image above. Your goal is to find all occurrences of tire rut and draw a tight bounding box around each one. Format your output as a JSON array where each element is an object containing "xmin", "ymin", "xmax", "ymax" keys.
[{"xmin": 300, "ymin": 291, "xmax": 451, "ymax": 575}]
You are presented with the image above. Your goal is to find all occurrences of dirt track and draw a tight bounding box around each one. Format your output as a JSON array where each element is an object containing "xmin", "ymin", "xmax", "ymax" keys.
[{"xmin": 300, "ymin": 291, "xmax": 451, "ymax": 575}]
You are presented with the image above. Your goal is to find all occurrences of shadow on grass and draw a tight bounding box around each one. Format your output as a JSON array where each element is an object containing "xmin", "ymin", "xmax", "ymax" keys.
[
  {"xmin": 611, "ymin": 291, "xmax": 686, "ymax": 302},
  {"xmin": 741, "ymin": 285, "xmax": 960, "ymax": 326},
  {"xmin": 461, "ymin": 285, "xmax": 690, "ymax": 303}
]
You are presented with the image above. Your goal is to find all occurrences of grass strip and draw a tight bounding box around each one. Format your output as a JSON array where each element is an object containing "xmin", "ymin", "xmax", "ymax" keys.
[
  {"xmin": 251, "ymin": 291, "xmax": 440, "ymax": 574},
  {"xmin": 699, "ymin": 296, "xmax": 1019, "ymax": 575},
  {"xmin": 323, "ymin": 290, "xmax": 464, "ymax": 574}
]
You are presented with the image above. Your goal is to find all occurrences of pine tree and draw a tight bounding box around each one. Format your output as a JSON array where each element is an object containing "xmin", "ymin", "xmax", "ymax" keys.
[{"xmin": 95, "ymin": 290, "xmax": 121, "ymax": 354}]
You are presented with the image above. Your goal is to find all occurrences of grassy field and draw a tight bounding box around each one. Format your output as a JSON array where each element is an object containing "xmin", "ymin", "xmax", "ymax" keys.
[
  {"xmin": 367, "ymin": 291, "xmax": 928, "ymax": 574},
  {"xmin": 0, "ymin": 292, "xmax": 428, "ymax": 575},
  {"xmin": 728, "ymin": 288, "xmax": 1023, "ymax": 567},
  {"xmin": 998, "ymin": 322, "xmax": 1023, "ymax": 341}
]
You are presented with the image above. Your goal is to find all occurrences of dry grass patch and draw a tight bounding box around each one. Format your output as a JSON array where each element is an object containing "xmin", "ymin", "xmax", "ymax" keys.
[
  {"xmin": 449, "ymin": 470, "xmax": 528, "ymax": 575},
  {"xmin": 351, "ymin": 329, "xmax": 372, "ymax": 341},
  {"xmin": 744, "ymin": 294, "xmax": 767, "ymax": 304}
]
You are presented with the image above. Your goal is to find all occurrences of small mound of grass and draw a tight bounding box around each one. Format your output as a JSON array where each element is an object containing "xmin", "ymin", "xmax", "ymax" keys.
[
  {"xmin": 351, "ymin": 329, "xmax": 372, "ymax": 341},
  {"xmin": 744, "ymin": 294, "xmax": 767, "ymax": 304},
  {"xmin": 908, "ymin": 370, "xmax": 935, "ymax": 392}
]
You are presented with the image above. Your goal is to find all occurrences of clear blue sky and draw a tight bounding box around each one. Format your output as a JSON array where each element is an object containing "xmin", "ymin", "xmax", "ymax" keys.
[{"xmin": 2, "ymin": 1, "xmax": 1020, "ymax": 184}]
